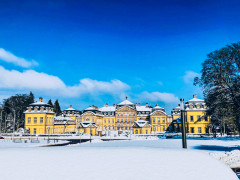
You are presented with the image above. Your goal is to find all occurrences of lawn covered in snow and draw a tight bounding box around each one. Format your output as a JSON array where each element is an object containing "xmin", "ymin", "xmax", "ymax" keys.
[{"xmin": 0, "ymin": 138, "xmax": 239, "ymax": 180}]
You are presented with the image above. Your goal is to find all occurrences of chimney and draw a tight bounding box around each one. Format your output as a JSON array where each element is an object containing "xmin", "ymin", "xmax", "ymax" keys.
[
  {"xmin": 155, "ymin": 104, "xmax": 158, "ymax": 107},
  {"xmin": 146, "ymin": 103, "xmax": 148, "ymax": 107},
  {"xmin": 193, "ymin": 94, "xmax": 197, "ymax": 98},
  {"xmin": 39, "ymin": 97, "xmax": 43, "ymax": 102},
  {"xmin": 113, "ymin": 104, "xmax": 115, "ymax": 107},
  {"xmin": 138, "ymin": 103, "xmax": 141, "ymax": 107},
  {"xmin": 106, "ymin": 103, "xmax": 108, "ymax": 107},
  {"xmin": 70, "ymin": 105, "xmax": 72, "ymax": 108}
]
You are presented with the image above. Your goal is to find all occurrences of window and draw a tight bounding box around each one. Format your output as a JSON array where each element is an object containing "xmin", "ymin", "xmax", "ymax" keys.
[
  {"xmin": 104, "ymin": 119, "xmax": 106, "ymax": 123},
  {"xmin": 112, "ymin": 119, "xmax": 114, "ymax": 123},
  {"xmin": 125, "ymin": 118, "xmax": 127, "ymax": 123},
  {"xmin": 163, "ymin": 126, "xmax": 165, "ymax": 131},
  {"xmin": 191, "ymin": 127, "xmax": 194, "ymax": 133},
  {"xmin": 33, "ymin": 128, "xmax": 37, "ymax": 134},
  {"xmin": 136, "ymin": 130, "xmax": 138, "ymax": 134},
  {"xmin": 205, "ymin": 116, "xmax": 208, "ymax": 121},
  {"xmin": 133, "ymin": 118, "xmax": 135, "ymax": 121},
  {"xmin": 158, "ymin": 118, "xmax": 160, "ymax": 123},
  {"xmin": 112, "ymin": 126, "xmax": 114, "ymax": 130},
  {"xmin": 129, "ymin": 113, "xmax": 131, "ymax": 116},
  {"xmin": 34, "ymin": 117, "xmax": 37, "ymax": 123},
  {"xmin": 117, "ymin": 119, "xmax": 119, "ymax": 123},
  {"xmin": 108, "ymin": 119, "xmax": 110, "ymax": 123},
  {"xmin": 198, "ymin": 127, "xmax": 202, "ymax": 133},
  {"xmin": 125, "ymin": 113, "xmax": 127, "ymax": 117},
  {"xmin": 92, "ymin": 118, "xmax": 94, "ymax": 122},
  {"xmin": 28, "ymin": 117, "xmax": 31, "ymax": 123},
  {"xmin": 46, "ymin": 117, "xmax": 48, "ymax": 123},
  {"xmin": 146, "ymin": 130, "xmax": 148, "ymax": 134},
  {"xmin": 40, "ymin": 117, "xmax": 43, "ymax": 123},
  {"xmin": 121, "ymin": 114, "xmax": 123, "ymax": 117},
  {"xmin": 190, "ymin": 116, "xmax": 194, "ymax": 122},
  {"xmin": 197, "ymin": 116, "xmax": 201, "ymax": 122},
  {"xmin": 153, "ymin": 118, "xmax": 155, "ymax": 123},
  {"xmin": 162, "ymin": 118, "xmax": 165, "ymax": 123},
  {"xmin": 121, "ymin": 119, "xmax": 123, "ymax": 123},
  {"xmin": 129, "ymin": 119, "xmax": 131, "ymax": 124},
  {"xmin": 125, "ymin": 127, "xmax": 128, "ymax": 130}
]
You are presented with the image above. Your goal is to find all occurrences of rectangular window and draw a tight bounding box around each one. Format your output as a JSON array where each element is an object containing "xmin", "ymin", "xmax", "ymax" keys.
[
  {"xmin": 28, "ymin": 117, "xmax": 31, "ymax": 123},
  {"xmin": 197, "ymin": 116, "xmax": 201, "ymax": 122},
  {"xmin": 153, "ymin": 118, "xmax": 155, "ymax": 123},
  {"xmin": 191, "ymin": 127, "xmax": 194, "ymax": 133},
  {"xmin": 158, "ymin": 118, "xmax": 160, "ymax": 123},
  {"xmin": 205, "ymin": 116, "xmax": 208, "ymax": 121},
  {"xmin": 163, "ymin": 126, "xmax": 165, "ymax": 131},
  {"xmin": 162, "ymin": 118, "xmax": 165, "ymax": 123},
  {"xmin": 33, "ymin": 128, "xmax": 37, "ymax": 134},
  {"xmin": 34, "ymin": 117, "xmax": 37, "ymax": 123},
  {"xmin": 198, "ymin": 127, "xmax": 202, "ymax": 133},
  {"xmin": 121, "ymin": 119, "xmax": 123, "ymax": 123},
  {"xmin": 190, "ymin": 116, "xmax": 194, "ymax": 122},
  {"xmin": 108, "ymin": 119, "xmax": 110, "ymax": 123},
  {"xmin": 112, "ymin": 119, "xmax": 114, "ymax": 123},
  {"xmin": 40, "ymin": 117, "xmax": 43, "ymax": 123}
]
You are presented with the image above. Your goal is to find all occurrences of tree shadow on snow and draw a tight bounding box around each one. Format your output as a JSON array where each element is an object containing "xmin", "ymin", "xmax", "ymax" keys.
[{"xmin": 194, "ymin": 145, "xmax": 240, "ymax": 151}]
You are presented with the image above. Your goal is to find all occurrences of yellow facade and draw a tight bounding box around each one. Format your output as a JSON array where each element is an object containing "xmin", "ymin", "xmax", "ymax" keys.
[
  {"xmin": 185, "ymin": 111, "xmax": 211, "ymax": 134},
  {"xmin": 150, "ymin": 111, "xmax": 168, "ymax": 132}
]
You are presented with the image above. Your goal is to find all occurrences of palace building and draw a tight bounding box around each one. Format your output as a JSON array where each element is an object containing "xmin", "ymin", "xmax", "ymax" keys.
[
  {"xmin": 24, "ymin": 95, "xmax": 211, "ymax": 135},
  {"xmin": 169, "ymin": 95, "xmax": 211, "ymax": 134}
]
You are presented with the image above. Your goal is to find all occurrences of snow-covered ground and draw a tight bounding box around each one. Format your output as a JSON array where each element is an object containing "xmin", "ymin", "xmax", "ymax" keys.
[{"xmin": 0, "ymin": 138, "xmax": 239, "ymax": 180}]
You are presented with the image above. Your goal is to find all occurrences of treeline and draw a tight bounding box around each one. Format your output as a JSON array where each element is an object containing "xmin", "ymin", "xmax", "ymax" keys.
[
  {"xmin": 0, "ymin": 92, "xmax": 62, "ymax": 133},
  {"xmin": 195, "ymin": 42, "xmax": 240, "ymax": 135}
]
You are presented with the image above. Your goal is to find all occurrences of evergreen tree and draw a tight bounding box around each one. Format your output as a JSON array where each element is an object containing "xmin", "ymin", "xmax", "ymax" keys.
[
  {"xmin": 27, "ymin": 91, "xmax": 34, "ymax": 105},
  {"xmin": 194, "ymin": 42, "xmax": 240, "ymax": 134},
  {"xmin": 47, "ymin": 99, "xmax": 53, "ymax": 106},
  {"xmin": 54, "ymin": 99, "xmax": 61, "ymax": 116}
]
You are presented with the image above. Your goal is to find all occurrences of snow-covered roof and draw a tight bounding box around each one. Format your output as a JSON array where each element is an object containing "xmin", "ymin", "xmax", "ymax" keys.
[
  {"xmin": 80, "ymin": 121, "xmax": 97, "ymax": 128},
  {"xmin": 30, "ymin": 101, "xmax": 49, "ymax": 106},
  {"xmin": 153, "ymin": 105, "xmax": 164, "ymax": 110},
  {"xmin": 54, "ymin": 116, "xmax": 74, "ymax": 121},
  {"xmin": 136, "ymin": 106, "xmax": 152, "ymax": 112},
  {"xmin": 134, "ymin": 119, "xmax": 150, "ymax": 128},
  {"xmin": 187, "ymin": 97, "xmax": 204, "ymax": 102},
  {"xmin": 99, "ymin": 106, "xmax": 116, "ymax": 112},
  {"xmin": 64, "ymin": 107, "xmax": 76, "ymax": 111},
  {"xmin": 118, "ymin": 99, "xmax": 134, "ymax": 105},
  {"xmin": 85, "ymin": 106, "xmax": 96, "ymax": 111}
]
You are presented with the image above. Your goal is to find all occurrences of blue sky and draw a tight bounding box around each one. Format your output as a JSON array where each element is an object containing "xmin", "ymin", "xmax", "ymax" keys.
[{"xmin": 0, "ymin": 0, "xmax": 240, "ymax": 112}]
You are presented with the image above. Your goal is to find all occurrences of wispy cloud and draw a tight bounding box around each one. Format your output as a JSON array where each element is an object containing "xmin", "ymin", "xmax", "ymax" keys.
[
  {"xmin": 0, "ymin": 48, "xmax": 38, "ymax": 68},
  {"xmin": 0, "ymin": 66, "xmax": 130, "ymax": 98},
  {"xmin": 183, "ymin": 71, "xmax": 200, "ymax": 84}
]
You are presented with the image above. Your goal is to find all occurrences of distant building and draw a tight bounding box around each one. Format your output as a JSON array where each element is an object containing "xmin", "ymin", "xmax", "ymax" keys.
[
  {"xmin": 24, "ymin": 95, "xmax": 211, "ymax": 135},
  {"xmin": 169, "ymin": 94, "xmax": 211, "ymax": 134}
]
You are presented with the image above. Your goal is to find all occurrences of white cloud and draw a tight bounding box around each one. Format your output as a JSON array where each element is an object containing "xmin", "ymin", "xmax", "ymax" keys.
[
  {"xmin": 0, "ymin": 48, "xmax": 38, "ymax": 68},
  {"xmin": 138, "ymin": 91, "xmax": 179, "ymax": 103},
  {"xmin": 183, "ymin": 71, "xmax": 200, "ymax": 84},
  {"xmin": 0, "ymin": 66, "xmax": 130, "ymax": 98}
]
